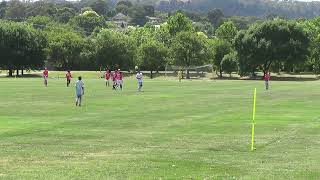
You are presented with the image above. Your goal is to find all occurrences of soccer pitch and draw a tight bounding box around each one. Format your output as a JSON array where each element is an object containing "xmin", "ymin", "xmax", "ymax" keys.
[{"xmin": 0, "ymin": 77, "xmax": 320, "ymax": 179}]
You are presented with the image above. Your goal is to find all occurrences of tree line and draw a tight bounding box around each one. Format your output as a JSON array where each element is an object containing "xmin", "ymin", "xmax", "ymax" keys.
[
  {"xmin": 4, "ymin": 0, "xmax": 320, "ymax": 22},
  {"xmin": 157, "ymin": 0, "xmax": 320, "ymax": 19},
  {"xmin": 1, "ymin": 6, "xmax": 320, "ymax": 78}
]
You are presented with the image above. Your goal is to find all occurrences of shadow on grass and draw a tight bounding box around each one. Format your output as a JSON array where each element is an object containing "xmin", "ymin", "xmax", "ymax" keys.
[
  {"xmin": 0, "ymin": 74, "xmax": 42, "ymax": 78},
  {"xmin": 210, "ymin": 76, "xmax": 319, "ymax": 82}
]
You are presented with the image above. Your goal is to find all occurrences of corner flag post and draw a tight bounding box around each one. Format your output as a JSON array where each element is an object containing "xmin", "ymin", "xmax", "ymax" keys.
[{"xmin": 251, "ymin": 88, "xmax": 257, "ymax": 151}]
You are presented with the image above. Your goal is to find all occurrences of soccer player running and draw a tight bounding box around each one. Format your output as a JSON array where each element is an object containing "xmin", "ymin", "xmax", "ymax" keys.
[
  {"xmin": 264, "ymin": 71, "xmax": 271, "ymax": 90},
  {"xmin": 75, "ymin": 76, "xmax": 85, "ymax": 106},
  {"xmin": 117, "ymin": 69, "xmax": 123, "ymax": 90},
  {"xmin": 43, "ymin": 68, "xmax": 49, "ymax": 87},
  {"xmin": 105, "ymin": 69, "xmax": 111, "ymax": 87},
  {"xmin": 66, "ymin": 70, "xmax": 72, "ymax": 87},
  {"xmin": 112, "ymin": 70, "xmax": 117, "ymax": 90},
  {"xmin": 136, "ymin": 70, "xmax": 143, "ymax": 92}
]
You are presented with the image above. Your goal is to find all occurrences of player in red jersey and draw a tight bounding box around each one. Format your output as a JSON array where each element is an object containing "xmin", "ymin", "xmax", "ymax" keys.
[
  {"xmin": 105, "ymin": 69, "xmax": 111, "ymax": 87},
  {"xmin": 66, "ymin": 70, "xmax": 72, "ymax": 87},
  {"xmin": 264, "ymin": 71, "xmax": 271, "ymax": 90},
  {"xmin": 43, "ymin": 68, "xmax": 49, "ymax": 87}
]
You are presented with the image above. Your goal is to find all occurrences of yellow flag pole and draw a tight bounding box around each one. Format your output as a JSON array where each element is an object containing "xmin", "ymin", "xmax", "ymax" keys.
[{"xmin": 251, "ymin": 88, "xmax": 257, "ymax": 151}]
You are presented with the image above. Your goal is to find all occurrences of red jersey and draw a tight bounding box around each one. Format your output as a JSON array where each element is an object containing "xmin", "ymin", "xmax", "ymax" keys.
[
  {"xmin": 116, "ymin": 71, "xmax": 122, "ymax": 80},
  {"xmin": 66, "ymin": 72, "xmax": 72, "ymax": 80},
  {"xmin": 105, "ymin": 71, "xmax": 110, "ymax": 80},
  {"xmin": 43, "ymin": 70, "xmax": 48, "ymax": 78},
  {"xmin": 112, "ymin": 72, "xmax": 117, "ymax": 81},
  {"xmin": 264, "ymin": 73, "xmax": 270, "ymax": 81}
]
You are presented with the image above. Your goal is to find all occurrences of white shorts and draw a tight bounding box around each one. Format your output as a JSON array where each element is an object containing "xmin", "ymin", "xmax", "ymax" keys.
[
  {"xmin": 117, "ymin": 80, "xmax": 123, "ymax": 85},
  {"xmin": 44, "ymin": 76, "xmax": 48, "ymax": 81}
]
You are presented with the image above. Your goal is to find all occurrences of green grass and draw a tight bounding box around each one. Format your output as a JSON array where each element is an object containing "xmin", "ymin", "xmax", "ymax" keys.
[{"xmin": 0, "ymin": 77, "xmax": 320, "ymax": 179}]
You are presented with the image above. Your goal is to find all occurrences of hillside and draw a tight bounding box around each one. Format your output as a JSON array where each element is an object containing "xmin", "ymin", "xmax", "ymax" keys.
[{"xmin": 129, "ymin": 0, "xmax": 320, "ymax": 18}]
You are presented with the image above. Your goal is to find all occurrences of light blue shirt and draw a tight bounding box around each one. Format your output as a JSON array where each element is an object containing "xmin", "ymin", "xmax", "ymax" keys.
[{"xmin": 75, "ymin": 80, "xmax": 84, "ymax": 96}]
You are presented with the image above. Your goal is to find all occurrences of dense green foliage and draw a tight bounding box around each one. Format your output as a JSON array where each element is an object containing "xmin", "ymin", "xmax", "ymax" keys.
[
  {"xmin": 158, "ymin": 0, "xmax": 320, "ymax": 18},
  {"xmin": 167, "ymin": 12, "xmax": 193, "ymax": 36},
  {"xmin": 0, "ymin": 20, "xmax": 47, "ymax": 76},
  {"xmin": 221, "ymin": 52, "xmax": 238, "ymax": 76},
  {"xmin": 69, "ymin": 10, "xmax": 105, "ymax": 35},
  {"xmin": 1, "ymin": 1, "xmax": 320, "ymax": 78},
  {"xmin": 46, "ymin": 28, "xmax": 85, "ymax": 70},
  {"xmin": 95, "ymin": 29, "xmax": 135, "ymax": 70},
  {"xmin": 170, "ymin": 31, "xmax": 207, "ymax": 79},
  {"xmin": 234, "ymin": 19, "xmax": 310, "ymax": 76},
  {"xmin": 208, "ymin": 38, "xmax": 232, "ymax": 78},
  {"xmin": 136, "ymin": 40, "xmax": 168, "ymax": 78}
]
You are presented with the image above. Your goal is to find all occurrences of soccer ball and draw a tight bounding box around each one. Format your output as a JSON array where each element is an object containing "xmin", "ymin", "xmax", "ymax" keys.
[{"xmin": 135, "ymin": 66, "xmax": 139, "ymax": 70}]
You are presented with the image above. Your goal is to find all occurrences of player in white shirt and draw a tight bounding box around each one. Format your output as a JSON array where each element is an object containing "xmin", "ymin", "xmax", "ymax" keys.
[
  {"xmin": 136, "ymin": 70, "xmax": 143, "ymax": 92},
  {"xmin": 75, "ymin": 76, "xmax": 84, "ymax": 106}
]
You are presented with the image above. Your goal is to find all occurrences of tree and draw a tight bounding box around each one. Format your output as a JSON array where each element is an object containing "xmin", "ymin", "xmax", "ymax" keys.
[
  {"xmin": 27, "ymin": 16, "xmax": 54, "ymax": 30},
  {"xmin": 167, "ymin": 12, "xmax": 193, "ymax": 36},
  {"xmin": 25, "ymin": 1, "xmax": 56, "ymax": 17},
  {"xmin": 117, "ymin": 0, "xmax": 133, "ymax": 8},
  {"xmin": 116, "ymin": 4, "xmax": 129, "ymax": 15},
  {"xmin": 69, "ymin": 10, "xmax": 105, "ymax": 36},
  {"xmin": 136, "ymin": 40, "xmax": 168, "ymax": 79},
  {"xmin": 184, "ymin": 11, "xmax": 203, "ymax": 22},
  {"xmin": 89, "ymin": 0, "xmax": 109, "ymax": 16},
  {"xmin": 157, "ymin": 0, "xmax": 320, "ymax": 18},
  {"xmin": 55, "ymin": 7, "xmax": 76, "ymax": 23},
  {"xmin": 79, "ymin": 0, "xmax": 109, "ymax": 15},
  {"xmin": 215, "ymin": 21, "xmax": 238, "ymax": 43},
  {"xmin": 46, "ymin": 28, "xmax": 85, "ymax": 70},
  {"xmin": 302, "ymin": 17, "xmax": 320, "ymax": 75},
  {"xmin": 171, "ymin": 31, "xmax": 207, "ymax": 79},
  {"xmin": 116, "ymin": 0, "xmax": 132, "ymax": 15},
  {"xmin": 143, "ymin": 5, "xmax": 155, "ymax": 17},
  {"xmin": 221, "ymin": 52, "xmax": 238, "ymax": 77},
  {"xmin": 95, "ymin": 29, "xmax": 135, "ymax": 70},
  {"xmin": 154, "ymin": 23, "xmax": 172, "ymax": 45},
  {"xmin": 0, "ymin": 21, "xmax": 47, "ymax": 76},
  {"xmin": 0, "ymin": 1, "xmax": 7, "ymax": 19},
  {"xmin": 81, "ymin": 7, "xmax": 93, "ymax": 14},
  {"xmin": 310, "ymin": 39, "xmax": 320, "ymax": 75},
  {"xmin": 193, "ymin": 21, "xmax": 215, "ymax": 37},
  {"xmin": 128, "ymin": 5, "xmax": 148, "ymax": 26},
  {"xmin": 5, "ymin": 0, "xmax": 26, "ymax": 20},
  {"xmin": 234, "ymin": 30, "xmax": 259, "ymax": 76},
  {"xmin": 128, "ymin": 26, "xmax": 154, "ymax": 47},
  {"xmin": 208, "ymin": 38, "xmax": 232, "ymax": 78},
  {"xmin": 207, "ymin": 9, "xmax": 224, "ymax": 27},
  {"xmin": 227, "ymin": 16, "xmax": 261, "ymax": 29},
  {"xmin": 80, "ymin": 38, "xmax": 97, "ymax": 70},
  {"xmin": 235, "ymin": 19, "xmax": 310, "ymax": 76}
]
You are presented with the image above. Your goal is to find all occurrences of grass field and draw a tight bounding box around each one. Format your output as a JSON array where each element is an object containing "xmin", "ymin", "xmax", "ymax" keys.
[{"xmin": 0, "ymin": 76, "xmax": 320, "ymax": 179}]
